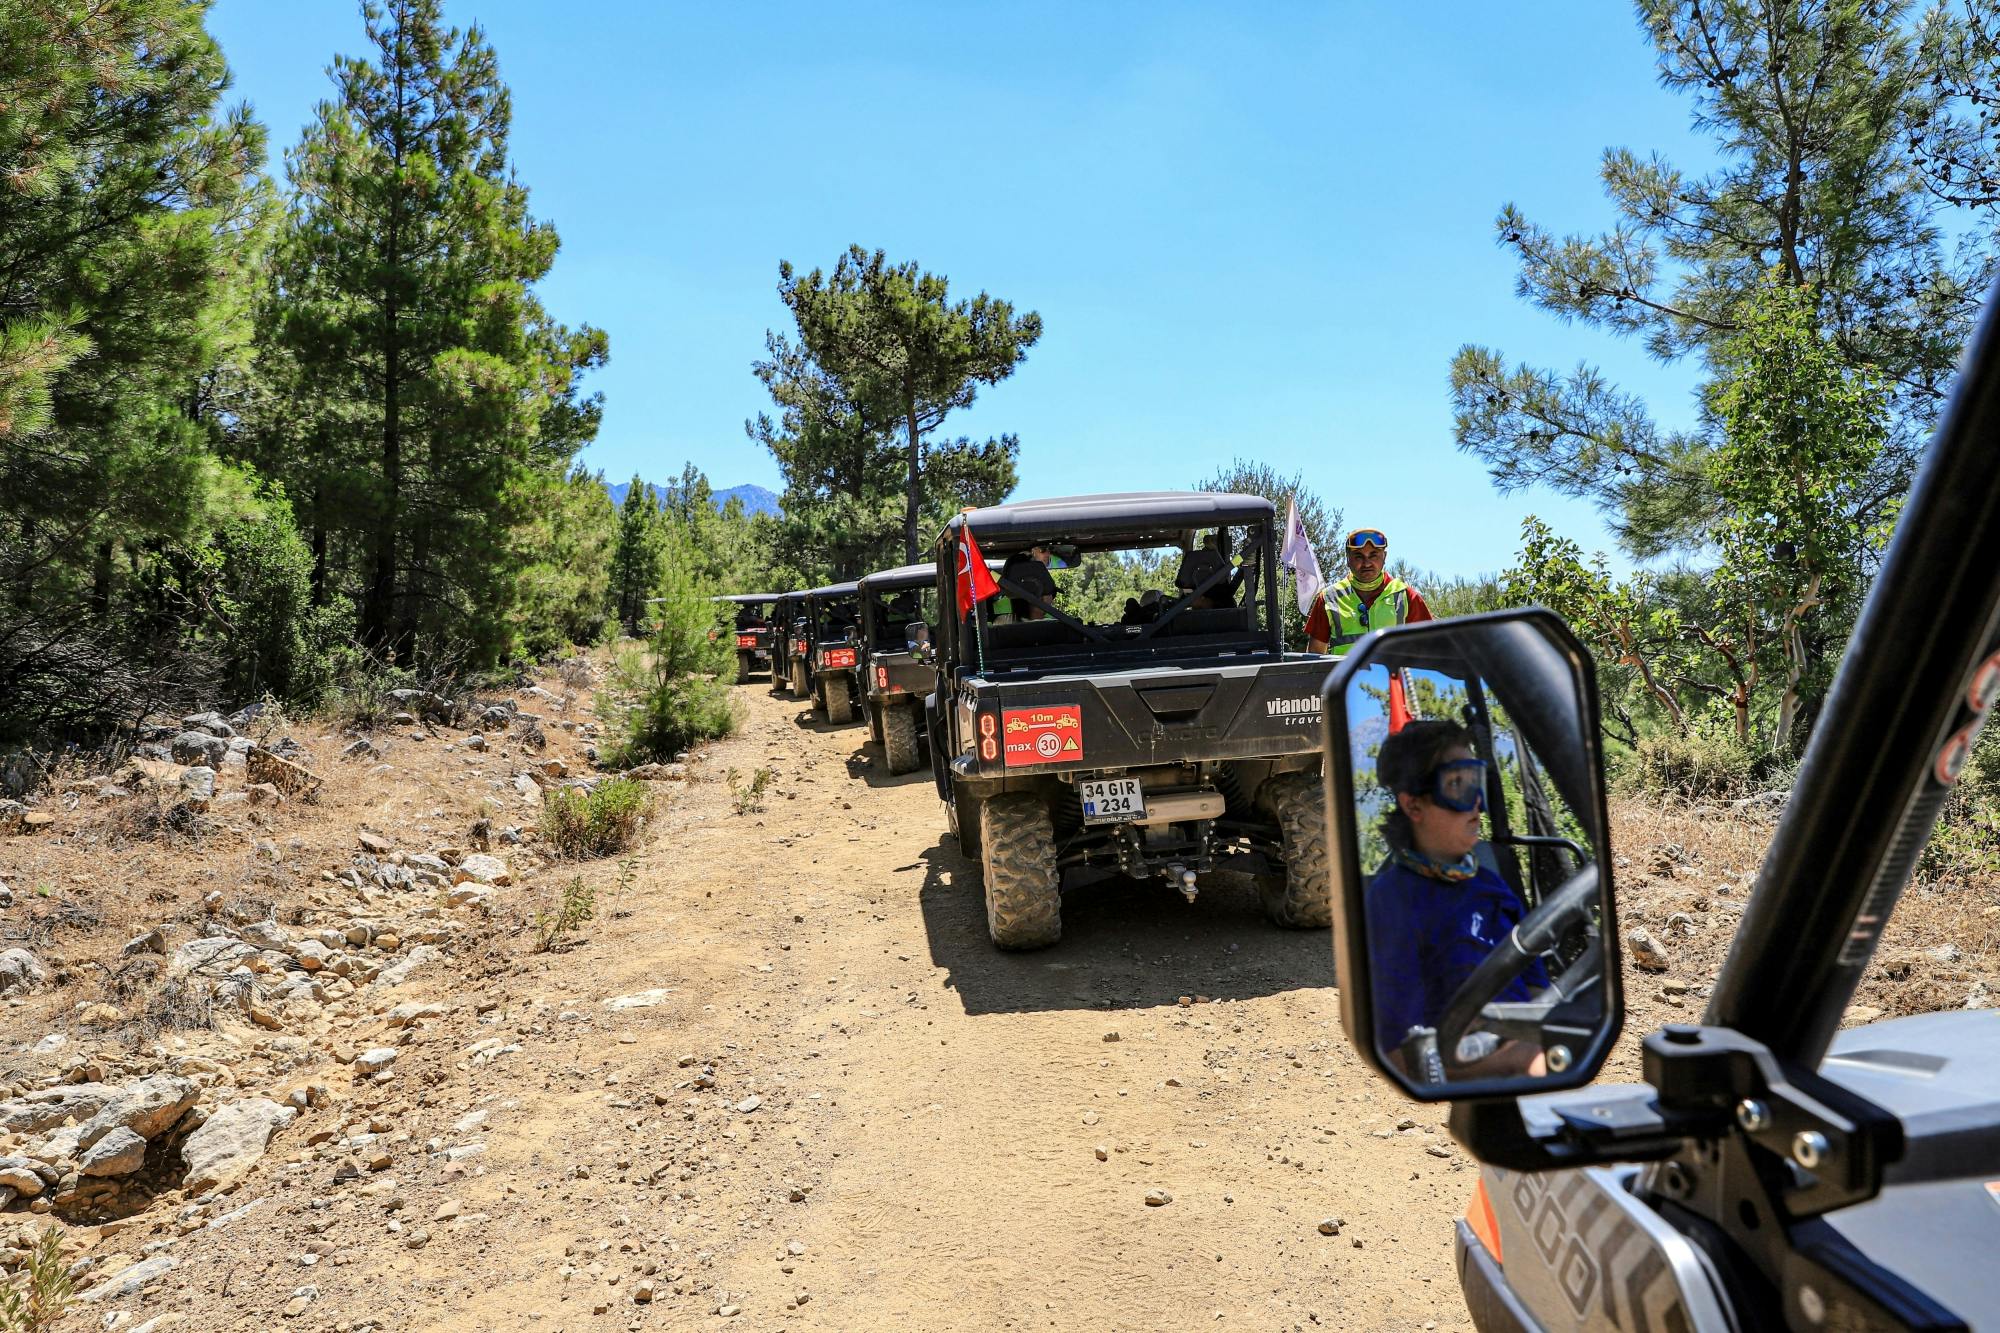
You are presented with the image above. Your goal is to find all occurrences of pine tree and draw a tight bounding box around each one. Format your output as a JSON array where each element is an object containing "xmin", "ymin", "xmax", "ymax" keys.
[
  {"xmin": 0, "ymin": 0, "xmax": 266, "ymax": 739},
  {"xmin": 767, "ymin": 246, "xmax": 1040, "ymax": 562},
  {"xmin": 608, "ymin": 476, "xmax": 665, "ymax": 633},
  {"xmin": 1449, "ymin": 0, "xmax": 1971, "ymax": 561},
  {"xmin": 267, "ymin": 0, "xmax": 606, "ymax": 666}
]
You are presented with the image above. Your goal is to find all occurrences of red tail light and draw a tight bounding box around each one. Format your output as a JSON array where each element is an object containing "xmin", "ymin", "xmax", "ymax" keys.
[{"xmin": 736, "ymin": 634, "xmax": 757, "ymax": 648}]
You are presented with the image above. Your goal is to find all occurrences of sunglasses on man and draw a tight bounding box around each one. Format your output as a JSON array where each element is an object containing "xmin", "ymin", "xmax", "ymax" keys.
[{"xmin": 1347, "ymin": 530, "xmax": 1388, "ymax": 550}]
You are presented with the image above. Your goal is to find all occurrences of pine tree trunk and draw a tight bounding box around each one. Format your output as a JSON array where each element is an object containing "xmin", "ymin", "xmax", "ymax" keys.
[{"xmin": 903, "ymin": 382, "xmax": 922, "ymax": 565}]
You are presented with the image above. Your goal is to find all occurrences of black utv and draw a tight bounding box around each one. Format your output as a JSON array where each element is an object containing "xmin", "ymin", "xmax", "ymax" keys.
[
  {"xmin": 714, "ymin": 593, "xmax": 779, "ymax": 683},
  {"xmin": 855, "ymin": 562, "xmax": 941, "ymax": 775},
  {"xmin": 1310, "ymin": 288, "xmax": 2000, "ymax": 1331},
  {"xmin": 800, "ymin": 581, "xmax": 864, "ymax": 724},
  {"xmin": 928, "ymin": 491, "xmax": 1335, "ymax": 950},
  {"xmin": 768, "ymin": 592, "xmax": 807, "ymax": 697}
]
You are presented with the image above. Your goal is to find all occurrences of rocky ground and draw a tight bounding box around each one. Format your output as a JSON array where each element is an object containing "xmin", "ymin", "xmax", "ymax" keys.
[{"xmin": 0, "ymin": 665, "xmax": 1990, "ymax": 1332}]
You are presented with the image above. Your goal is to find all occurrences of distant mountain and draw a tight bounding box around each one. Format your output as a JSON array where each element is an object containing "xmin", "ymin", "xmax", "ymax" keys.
[
  {"xmin": 605, "ymin": 479, "xmax": 781, "ymax": 518},
  {"xmin": 715, "ymin": 483, "xmax": 781, "ymax": 517}
]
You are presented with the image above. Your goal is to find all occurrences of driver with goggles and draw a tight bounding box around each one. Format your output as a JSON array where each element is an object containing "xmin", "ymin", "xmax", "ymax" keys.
[
  {"xmin": 1305, "ymin": 527, "xmax": 1432, "ymax": 657},
  {"xmin": 1364, "ymin": 719, "xmax": 1549, "ymax": 1081}
]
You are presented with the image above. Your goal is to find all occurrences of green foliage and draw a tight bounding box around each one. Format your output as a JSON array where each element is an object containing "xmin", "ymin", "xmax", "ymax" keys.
[
  {"xmin": 515, "ymin": 467, "xmax": 618, "ymax": 657},
  {"xmin": 608, "ymin": 474, "xmax": 667, "ymax": 633},
  {"xmin": 533, "ymin": 875, "xmax": 596, "ymax": 952},
  {"xmin": 265, "ymin": 0, "xmax": 607, "ymax": 668},
  {"xmin": 540, "ymin": 778, "xmax": 654, "ymax": 859},
  {"xmin": 1059, "ymin": 550, "xmax": 1177, "ymax": 626},
  {"xmin": 752, "ymin": 245, "xmax": 1038, "ymax": 571},
  {"xmin": 0, "ymin": 0, "xmax": 267, "ymax": 741},
  {"xmin": 597, "ymin": 527, "xmax": 738, "ymax": 765},
  {"xmin": 1626, "ymin": 725, "xmax": 1760, "ymax": 802},
  {"xmin": 728, "ymin": 767, "xmax": 772, "ymax": 815},
  {"xmin": 1451, "ymin": 0, "xmax": 1968, "ymax": 564},
  {"xmin": 0, "ymin": 1225, "xmax": 73, "ymax": 1332},
  {"xmin": 1708, "ymin": 274, "xmax": 1889, "ymax": 749},
  {"xmin": 1194, "ymin": 459, "xmax": 1342, "ymax": 650}
]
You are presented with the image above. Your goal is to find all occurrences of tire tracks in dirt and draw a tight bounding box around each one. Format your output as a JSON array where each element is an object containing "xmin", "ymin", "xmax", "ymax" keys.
[{"xmin": 161, "ymin": 683, "xmax": 1477, "ymax": 1330}]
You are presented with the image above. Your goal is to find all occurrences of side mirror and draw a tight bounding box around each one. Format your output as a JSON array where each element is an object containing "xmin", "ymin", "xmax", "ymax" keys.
[{"xmin": 1319, "ymin": 608, "xmax": 1622, "ymax": 1102}]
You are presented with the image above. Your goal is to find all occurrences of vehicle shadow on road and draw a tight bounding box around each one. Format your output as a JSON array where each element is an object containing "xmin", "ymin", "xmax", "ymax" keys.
[
  {"xmin": 842, "ymin": 746, "xmax": 933, "ymax": 790},
  {"xmin": 916, "ymin": 842, "xmax": 1338, "ymax": 1016}
]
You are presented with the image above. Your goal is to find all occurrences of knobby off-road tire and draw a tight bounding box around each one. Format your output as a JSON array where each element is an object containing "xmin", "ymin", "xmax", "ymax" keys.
[
  {"xmin": 1261, "ymin": 772, "xmax": 1332, "ymax": 929},
  {"xmin": 882, "ymin": 704, "xmax": 921, "ymax": 775},
  {"xmin": 980, "ymin": 793, "xmax": 1061, "ymax": 950},
  {"xmin": 826, "ymin": 675, "xmax": 855, "ymax": 725},
  {"xmin": 868, "ymin": 701, "xmax": 885, "ymax": 746},
  {"xmin": 792, "ymin": 661, "xmax": 810, "ymax": 698},
  {"xmin": 735, "ymin": 651, "xmax": 755, "ymax": 684}
]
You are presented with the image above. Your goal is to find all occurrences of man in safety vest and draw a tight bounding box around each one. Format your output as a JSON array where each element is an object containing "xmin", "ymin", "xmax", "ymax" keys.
[{"xmin": 1306, "ymin": 526, "xmax": 1432, "ymax": 656}]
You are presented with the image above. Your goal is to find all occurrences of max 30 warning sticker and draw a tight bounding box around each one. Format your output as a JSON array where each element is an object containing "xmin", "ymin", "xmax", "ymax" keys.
[{"xmin": 1003, "ymin": 705, "xmax": 1084, "ymax": 767}]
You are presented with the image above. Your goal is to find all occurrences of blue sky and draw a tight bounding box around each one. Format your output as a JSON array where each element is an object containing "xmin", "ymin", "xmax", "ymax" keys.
[{"xmin": 208, "ymin": 1, "xmax": 1713, "ymax": 579}]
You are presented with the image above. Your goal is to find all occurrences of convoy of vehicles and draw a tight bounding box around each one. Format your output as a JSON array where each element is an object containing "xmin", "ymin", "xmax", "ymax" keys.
[
  {"xmin": 799, "ymin": 581, "xmax": 864, "ymax": 725},
  {"xmin": 696, "ymin": 284, "xmax": 2000, "ymax": 1328},
  {"xmin": 922, "ymin": 492, "xmax": 1337, "ymax": 949},
  {"xmin": 713, "ymin": 593, "xmax": 779, "ymax": 683},
  {"xmin": 854, "ymin": 562, "xmax": 943, "ymax": 775},
  {"xmin": 768, "ymin": 591, "xmax": 807, "ymax": 697}
]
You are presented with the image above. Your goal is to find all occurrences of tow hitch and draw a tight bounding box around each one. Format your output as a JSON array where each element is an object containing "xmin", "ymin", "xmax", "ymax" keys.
[{"xmin": 1166, "ymin": 863, "xmax": 1199, "ymax": 903}]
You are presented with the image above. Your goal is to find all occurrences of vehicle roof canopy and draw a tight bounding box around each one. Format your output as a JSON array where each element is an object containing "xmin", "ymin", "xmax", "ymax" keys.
[
  {"xmin": 804, "ymin": 581, "xmax": 860, "ymax": 600},
  {"xmin": 937, "ymin": 491, "xmax": 1275, "ymax": 554},
  {"xmin": 857, "ymin": 559, "xmax": 1000, "ymax": 595},
  {"xmin": 713, "ymin": 593, "xmax": 779, "ymax": 604}
]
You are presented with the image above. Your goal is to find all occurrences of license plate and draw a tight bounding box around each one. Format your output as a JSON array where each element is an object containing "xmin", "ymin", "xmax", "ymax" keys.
[
  {"xmin": 823, "ymin": 647, "xmax": 856, "ymax": 669},
  {"xmin": 1077, "ymin": 778, "xmax": 1144, "ymax": 824}
]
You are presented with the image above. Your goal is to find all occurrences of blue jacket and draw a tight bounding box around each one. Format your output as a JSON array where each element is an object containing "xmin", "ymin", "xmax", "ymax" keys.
[{"xmin": 1365, "ymin": 858, "xmax": 1549, "ymax": 1057}]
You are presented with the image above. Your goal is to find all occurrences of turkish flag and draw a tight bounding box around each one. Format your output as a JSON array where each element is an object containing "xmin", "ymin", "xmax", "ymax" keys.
[{"xmin": 958, "ymin": 524, "xmax": 1000, "ymax": 609}]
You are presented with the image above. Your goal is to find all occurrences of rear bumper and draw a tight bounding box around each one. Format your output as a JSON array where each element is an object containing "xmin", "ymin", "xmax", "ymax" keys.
[{"xmin": 1455, "ymin": 1219, "xmax": 1543, "ymax": 1333}]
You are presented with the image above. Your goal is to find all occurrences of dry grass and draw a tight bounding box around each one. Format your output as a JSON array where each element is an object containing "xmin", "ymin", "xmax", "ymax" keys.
[
  {"xmin": 0, "ymin": 663, "xmax": 611, "ymax": 1060},
  {"xmin": 1601, "ymin": 794, "xmax": 2000, "ymax": 1079}
]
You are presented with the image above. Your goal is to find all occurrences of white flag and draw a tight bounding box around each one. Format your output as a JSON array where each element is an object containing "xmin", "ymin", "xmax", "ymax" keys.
[{"xmin": 1279, "ymin": 498, "xmax": 1324, "ymax": 617}]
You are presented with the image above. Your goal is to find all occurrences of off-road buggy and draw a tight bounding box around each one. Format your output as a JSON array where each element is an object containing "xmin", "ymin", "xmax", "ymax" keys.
[
  {"xmin": 768, "ymin": 592, "xmax": 807, "ymax": 697},
  {"xmin": 927, "ymin": 491, "xmax": 1337, "ymax": 950},
  {"xmin": 1311, "ymin": 288, "xmax": 2000, "ymax": 1331},
  {"xmin": 855, "ymin": 562, "xmax": 942, "ymax": 775},
  {"xmin": 799, "ymin": 581, "xmax": 864, "ymax": 725},
  {"xmin": 714, "ymin": 593, "xmax": 779, "ymax": 683}
]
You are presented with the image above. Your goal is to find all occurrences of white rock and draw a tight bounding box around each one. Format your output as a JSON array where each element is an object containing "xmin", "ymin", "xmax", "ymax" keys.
[
  {"xmin": 603, "ymin": 989, "xmax": 672, "ymax": 1010},
  {"xmin": 0, "ymin": 1083, "xmax": 122, "ymax": 1133},
  {"xmin": 352, "ymin": 1047, "xmax": 399, "ymax": 1076},
  {"xmin": 76, "ymin": 1075, "xmax": 199, "ymax": 1147},
  {"xmin": 453, "ymin": 854, "xmax": 511, "ymax": 886},
  {"xmin": 0, "ymin": 948, "xmax": 47, "ymax": 996},
  {"xmin": 179, "ymin": 766, "xmax": 216, "ymax": 801},
  {"xmin": 79, "ymin": 1126, "xmax": 149, "ymax": 1177},
  {"xmin": 180, "ymin": 1098, "xmax": 296, "ymax": 1192},
  {"xmin": 171, "ymin": 937, "xmax": 257, "ymax": 974},
  {"xmin": 78, "ymin": 1255, "xmax": 178, "ymax": 1302},
  {"xmin": 371, "ymin": 945, "xmax": 443, "ymax": 989}
]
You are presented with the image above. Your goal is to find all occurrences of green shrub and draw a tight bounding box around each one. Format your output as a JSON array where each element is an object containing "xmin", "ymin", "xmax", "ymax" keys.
[
  {"xmin": 596, "ymin": 528, "xmax": 737, "ymax": 765},
  {"xmin": 540, "ymin": 778, "xmax": 654, "ymax": 858},
  {"xmin": 0, "ymin": 1225, "xmax": 72, "ymax": 1331},
  {"xmin": 533, "ymin": 875, "xmax": 597, "ymax": 952},
  {"xmin": 1625, "ymin": 726, "xmax": 1759, "ymax": 801}
]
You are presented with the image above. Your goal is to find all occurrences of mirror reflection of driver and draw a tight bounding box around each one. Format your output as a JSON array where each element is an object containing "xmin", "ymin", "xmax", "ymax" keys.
[{"xmin": 1366, "ymin": 720, "xmax": 1548, "ymax": 1080}]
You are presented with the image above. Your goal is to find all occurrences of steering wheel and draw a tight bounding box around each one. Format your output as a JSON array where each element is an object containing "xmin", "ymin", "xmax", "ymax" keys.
[{"xmin": 1433, "ymin": 863, "xmax": 1603, "ymax": 1077}]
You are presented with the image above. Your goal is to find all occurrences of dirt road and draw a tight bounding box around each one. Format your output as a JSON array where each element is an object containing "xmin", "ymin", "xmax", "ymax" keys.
[{"xmin": 153, "ymin": 681, "xmax": 1474, "ymax": 1331}]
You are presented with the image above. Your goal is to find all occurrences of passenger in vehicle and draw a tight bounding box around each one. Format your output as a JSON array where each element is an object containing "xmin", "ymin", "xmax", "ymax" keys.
[
  {"xmin": 734, "ymin": 603, "xmax": 767, "ymax": 630},
  {"xmin": 1175, "ymin": 531, "xmax": 1235, "ymax": 610},
  {"xmin": 997, "ymin": 544, "xmax": 1058, "ymax": 622},
  {"xmin": 1365, "ymin": 719, "xmax": 1548, "ymax": 1080}
]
